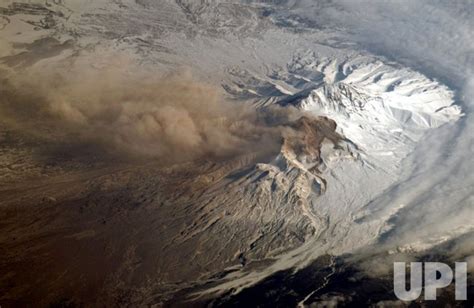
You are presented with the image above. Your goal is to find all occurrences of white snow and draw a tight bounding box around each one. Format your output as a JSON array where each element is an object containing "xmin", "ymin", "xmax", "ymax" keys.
[{"xmin": 200, "ymin": 54, "xmax": 466, "ymax": 293}]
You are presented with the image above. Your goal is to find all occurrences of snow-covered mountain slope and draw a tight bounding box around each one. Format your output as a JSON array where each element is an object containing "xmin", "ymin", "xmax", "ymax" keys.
[
  {"xmin": 193, "ymin": 53, "xmax": 464, "ymax": 295},
  {"xmin": 282, "ymin": 55, "xmax": 462, "ymax": 166}
]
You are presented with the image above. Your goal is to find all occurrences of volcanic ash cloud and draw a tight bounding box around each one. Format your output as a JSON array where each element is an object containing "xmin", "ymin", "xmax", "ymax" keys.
[{"xmin": 0, "ymin": 66, "xmax": 301, "ymax": 164}]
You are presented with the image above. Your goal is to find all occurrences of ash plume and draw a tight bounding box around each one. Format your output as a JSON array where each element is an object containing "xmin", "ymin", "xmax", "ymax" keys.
[{"xmin": 0, "ymin": 65, "xmax": 299, "ymax": 164}]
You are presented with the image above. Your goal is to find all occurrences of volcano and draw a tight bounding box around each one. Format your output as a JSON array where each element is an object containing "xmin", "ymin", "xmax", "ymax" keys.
[{"xmin": 0, "ymin": 1, "xmax": 472, "ymax": 307}]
